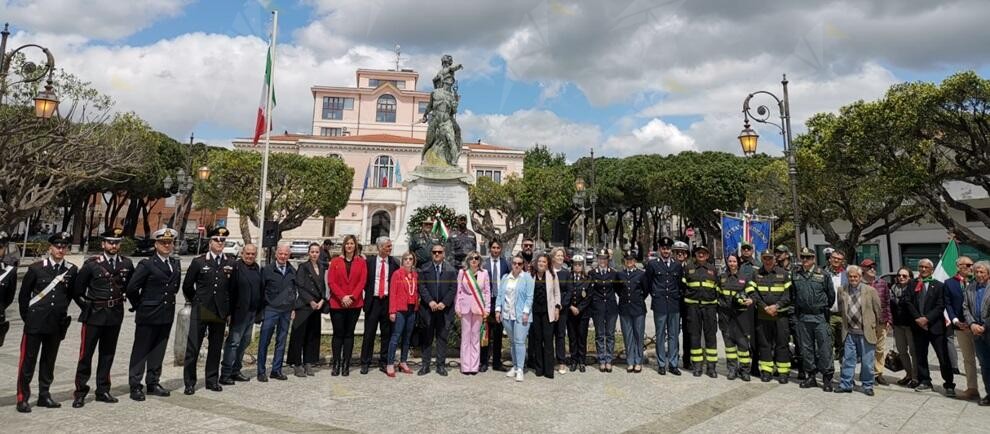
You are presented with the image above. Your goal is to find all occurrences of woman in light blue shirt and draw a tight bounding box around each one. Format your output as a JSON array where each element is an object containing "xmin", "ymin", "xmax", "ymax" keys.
[{"xmin": 495, "ymin": 255, "xmax": 534, "ymax": 382}]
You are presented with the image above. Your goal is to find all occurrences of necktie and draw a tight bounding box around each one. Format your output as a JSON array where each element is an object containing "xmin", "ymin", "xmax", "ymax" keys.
[
  {"xmin": 378, "ymin": 259, "xmax": 386, "ymax": 298},
  {"xmin": 436, "ymin": 265, "xmax": 441, "ymax": 289},
  {"xmin": 109, "ymin": 257, "xmax": 115, "ymax": 270},
  {"xmin": 493, "ymin": 260, "xmax": 500, "ymax": 288},
  {"xmin": 279, "ymin": 265, "xmax": 286, "ymax": 276}
]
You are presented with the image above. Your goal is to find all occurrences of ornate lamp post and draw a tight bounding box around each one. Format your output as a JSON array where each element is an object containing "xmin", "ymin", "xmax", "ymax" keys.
[
  {"xmin": 0, "ymin": 23, "xmax": 59, "ymax": 118},
  {"xmin": 739, "ymin": 74, "xmax": 802, "ymax": 251}
]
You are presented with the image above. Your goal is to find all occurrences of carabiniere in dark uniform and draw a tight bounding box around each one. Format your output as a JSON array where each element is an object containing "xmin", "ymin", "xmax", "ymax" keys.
[
  {"xmin": 182, "ymin": 226, "xmax": 233, "ymax": 395},
  {"xmin": 0, "ymin": 230, "xmax": 18, "ymax": 347},
  {"xmin": 126, "ymin": 228, "xmax": 181, "ymax": 401},
  {"xmin": 71, "ymin": 227, "xmax": 134, "ymax": 408},
  {"xmin": 16, "ymin": 232, "xmax": 77, "ymax": 413}
]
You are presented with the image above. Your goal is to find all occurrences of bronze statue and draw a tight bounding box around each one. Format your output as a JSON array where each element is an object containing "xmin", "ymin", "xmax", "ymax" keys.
[{"xmin": 420, "ymin": 55, "xmax": 463, "ymax": 168}]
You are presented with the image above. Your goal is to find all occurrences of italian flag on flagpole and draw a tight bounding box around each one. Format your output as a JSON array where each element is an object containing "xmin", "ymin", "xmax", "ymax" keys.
[
  {"xmin": 932, "ymin": 239, "xmax": 959, "ymax": 282},
  {"xmin": 253, "ymin": 36, "xmax": 277, "ymax": 146},
  {"xmin": 432, "ymin": 214, "xmax": 450, "ymax": 241}
]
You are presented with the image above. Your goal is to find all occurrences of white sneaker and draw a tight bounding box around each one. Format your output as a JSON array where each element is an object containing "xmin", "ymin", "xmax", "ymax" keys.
[
  {"xmin": 558, "ymin": 365, "xmax": 567, "ymax": 374},
  {"xmin": 506, "ymin": 367, "xmax": 517, "ymax": 377},
  {"xmin": 515, "ymin": 370, "xmax": 524, "ymax": 382}
]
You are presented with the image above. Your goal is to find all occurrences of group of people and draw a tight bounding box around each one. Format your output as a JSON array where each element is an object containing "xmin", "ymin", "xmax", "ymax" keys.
[{"xmin": 2, "ymin": 227, "xmax": 989, "ymax": 414}]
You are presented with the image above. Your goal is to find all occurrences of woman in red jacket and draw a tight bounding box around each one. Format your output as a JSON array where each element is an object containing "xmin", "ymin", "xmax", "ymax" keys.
[
  {"xmin": 385, "ymin": 252, "xmax": 419, "ymax": 377},
  {"xmin": 327, "ymin": 235, "xmax": 367, "ymax": 376}
]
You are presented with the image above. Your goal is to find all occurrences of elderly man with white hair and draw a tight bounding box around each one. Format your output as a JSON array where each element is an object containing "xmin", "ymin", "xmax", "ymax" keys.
[
  {"xmin": 256, "ymin": 242, "xmax": 297, "ymax": 382},
  {"xmin": 962, "ymin": 260, "xmax": 990, "ymax": 406},
  {"xmin": 908, "ymin": 258, "xmax": 956, "ymax": 397},
  {"xmin": 833, "ymin": 265, "xmax": 883, "ymax": 396}
]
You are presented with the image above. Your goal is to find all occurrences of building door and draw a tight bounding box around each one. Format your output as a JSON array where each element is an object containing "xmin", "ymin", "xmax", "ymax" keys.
[{"xmin": 370, "ymin": 211, "xmax": 390, "ymax": 242}]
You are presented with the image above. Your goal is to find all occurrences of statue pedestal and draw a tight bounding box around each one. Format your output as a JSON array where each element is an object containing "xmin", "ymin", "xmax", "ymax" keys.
[{"xmin": 393, "ymin": 165, "xmax": 474, "ymax": 255}]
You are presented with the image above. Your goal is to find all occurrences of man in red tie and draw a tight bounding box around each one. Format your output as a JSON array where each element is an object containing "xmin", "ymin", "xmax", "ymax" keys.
[{"xmin": 360, "ymin": 237, "xmax": 399, "ymax": 374}]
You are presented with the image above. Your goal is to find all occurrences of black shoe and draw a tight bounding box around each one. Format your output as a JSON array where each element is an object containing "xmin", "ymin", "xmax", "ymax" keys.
[
  {"xmin": 72, "ymin": 396, "xmax": 85, "ymax": 408},
  {"xmin": 760, "ymin": 373, "xmax": 772, "ymax": 383},
  {"xmin": 953, "ymin": 368, "xmax": 961, "ymax": 375},
  {"xmin": 896, "ymin": 377, "xmax": 912, "ymax": 386},
  {"xmin": 257, "ymin": 373, "xmax": 269, "ymax": 382},
  {"xmin": 206, "ymin": 384, "xmax": 222, "ymax": 392},
  {"xmin": 95, "ymin": 392, "xmax": 118, "ymax": 403},
  {"xmin": 360, "ymin": 365, "xmax": 370, "ymax": 375},
  {"xmin": 437, "ymin": 367, "xmax": 448, "ymax": 376},
  {"xmin": 480, "ymin": 364, "xmax": 489, "ymax": 373},
  {"xmin": 130, "ymin": 389, "xmax": 146, "ymax": 402},
  {"xmin": 669, "ymin": 367, "xmax": 682, "ymax": 376},
  {"xmin": 740, "ymin": 370, "xmax": 751, "ymax": 382},
  {"xmin": 864, "ymin": 389, "xmax": 875, "ymax": 396},
  {"xmin": 219, "ymin": 377, "xmax": 236, "ymax": 385},
  {"xmin": 706, "ymin": 364, "xmax": 718, "ymax": 379},
  {"xmin": 305, "ymin": 364, "xmax": 315, "ymax": 376},
  {"xmin": 294, "ymin": 365, "xmax": 307, "ymax": 377},
  {"xmin": 37, "ymin": 396, "xmax": 61, "ymax": 408},
  {"xmin": 147, "ymin": 385, "xmax": 170, "ymax": 397},
  {"xmin": 183, "ymin": 386, "xmax": 195, "ymax": 395},
  {"xmin": 341, "ymin": 364, "xmax": 350, "ymax": 377},
  {"xmin": 834, "ymin": 387, "xmax": 853, "ymax": 393},
  {"xmin": 578, "ymin": 364, "xmax": 586, "ymax": 373},
  {"xmin": 907, "ymin": 380, "xmax": 920, "ymax": 389},
  {"xmin": 945, "ymin": 388, "xmax": 956, "ymax": 398},
  {"xmin": 16, "ymin": 401, "xmax": 31, "ymax": 413},
  {"xmin": 979, "ymin": 396, "xmax": 990, "ymax": 406},
  {"xmin": 568, "ymin": 363, "xmax": 576, "ymax": 372},
  {"xmin": 727, "ymin": 369, "xmax": 738, "ymax": 381},
  {"xmin": 778, "ymin": 376, "xmax": 789, "ymax": 385},
  {"xmin": 822, "ymin": 374, "xmax": 834, "ymax": 392},
  {"xmin": 693, "ymin": 367, "xmax": 703, "ymax": 377},
  {"xmin": 796, "ymin": 371, "xmax": 807, "ymax": 381},
  {"xmin": 875, "ymin": 375, "xmax": 889, "ymax": 386},
  {"xmin": 492, "ymin": 365, "xmax": 509, "ymax": 372},
  {"xmin": 331, "ymin": 363, "xmax": 341, "ymax": 376},
  {"xmin": 271, "ymin": 372, "xmax": 288, "ymax": 381},
  {"xmin": 378, "ymin": 365, "xmax": 387, "ymax": 373},
  {"xmin": 658, "ymin": 367, "xmax": 667, "ymax": 375},
  {"xmin": 417, "ymin": 366, "xmax": 430, "ymax": 376},
  {"xmin": 800, "ymin": 377, "xmax": 819, "ymax": 389},
  {"xmin": 232, "ymin": 373, "xmax": 251, "ymax": 382},
  {"xmin": 914, "ymin": 383, "xmax": 933, "ymax": 392}
]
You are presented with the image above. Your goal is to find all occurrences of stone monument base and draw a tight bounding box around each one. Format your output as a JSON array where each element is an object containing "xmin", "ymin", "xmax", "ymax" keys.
[{"xmin": 392, "ymin": 164, "xmax": 474, "ymax": 254}]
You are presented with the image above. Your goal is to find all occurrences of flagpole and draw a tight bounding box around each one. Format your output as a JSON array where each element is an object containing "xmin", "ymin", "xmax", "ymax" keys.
[{"xmin": 258, "ymin": 10, "xmax": 278, "ymax": 263}]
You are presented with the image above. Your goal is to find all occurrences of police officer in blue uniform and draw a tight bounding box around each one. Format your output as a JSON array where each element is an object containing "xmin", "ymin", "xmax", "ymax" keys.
[
  {"xmin": 126, "ymin": 228, "xmax": 181, "ymax": 401},
  {"xmin": 618, "ymin": 251, "xmax": 648, "ymax": 372},
  {"xmin": 644, "ymin": 237, "xmax": 684, "ymax": 375},
  {"xmin": 16, "ymin": 232, "xmax": 77, "ymax": 413},
  {"xmin": 71, "ymin": 227, "xmax": 134, "ymax": 408},
  {"xmin": 182, "ymin": 227, "xmax": 233, "ymax": 395}
]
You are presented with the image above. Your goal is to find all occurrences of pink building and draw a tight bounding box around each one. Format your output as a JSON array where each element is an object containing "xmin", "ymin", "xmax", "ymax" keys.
[{"xmin": 228, "ymin": 68, "xmax": 524, "ymax": 246}]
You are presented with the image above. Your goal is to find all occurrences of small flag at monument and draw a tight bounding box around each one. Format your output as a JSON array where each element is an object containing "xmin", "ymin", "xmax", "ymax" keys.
[{"xmin": 432, "ymin": 214, "xmax": 450, "ymax": 241}]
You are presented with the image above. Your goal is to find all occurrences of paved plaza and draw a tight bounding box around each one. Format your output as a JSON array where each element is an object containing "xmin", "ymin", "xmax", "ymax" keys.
[{"xmin": 0, "ymin": 255, "xmax": 987, "ymax": 433}]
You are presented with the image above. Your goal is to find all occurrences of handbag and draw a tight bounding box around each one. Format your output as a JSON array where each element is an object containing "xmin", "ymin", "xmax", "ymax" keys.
[{"xmin": 884, "ymin": 350, "xmax": 904, "ymax": 372}]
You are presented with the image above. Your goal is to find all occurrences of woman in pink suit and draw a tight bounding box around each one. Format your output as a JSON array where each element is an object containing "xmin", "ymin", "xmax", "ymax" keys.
[{"xmin": 456, "ymin": 251, "xmax": 491, "ymax": 375}]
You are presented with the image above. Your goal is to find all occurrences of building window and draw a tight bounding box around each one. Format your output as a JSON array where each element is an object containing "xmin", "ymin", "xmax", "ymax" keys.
[
  {"xmin": 373, "ymin": 155, "xmax": 395, "ymax": 188},
  {"xmin": 320, "ymin": 127, "xmax": 343, "ymax": 137},
  {"xmin": 418, "ymin": 101, "xmax": 428, "ymax": 114},
  {"xmin": 321, "ymin": 97, "xmax": 353, "ymax": 120},
  {"xmin": 322, "ymin": 217, "xmax": 336, "ymax": 238},
  {"xmin": 369, "ymin": 79, "xmax": 405, "ymax": 89},
  {"xmin": 327, "ymin": 153, "xmax": 343, "ymax": 159},
  {"xmin": 376, "ymin": 95, "xmax": 397, "ymax": 123},
  {"xmin": 475, "ymin": 169, "xmax": 503, "ymax": 184}
]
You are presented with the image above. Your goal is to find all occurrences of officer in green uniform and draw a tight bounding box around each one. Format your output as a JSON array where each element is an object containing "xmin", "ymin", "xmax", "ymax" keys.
[
  {"xmin": 683, "ymin": 245, "xmax": 720, "ymax": 378},
  {"xmin": 409, "ymin": 220, "xmax": 436, "ymax": 267},
  {"xmin": 739, "ymin": 241, "xmax": 759, "ymax": 276},
  {"xmin": 748, "ymin": 250, "xmax": 793, "ymax": 383},
  {"xmin": 792, "ymin": 247, "xmax": 836, "ymax": 391},
  {"xmin": 776, "ymin": 244, "xmax": 805, "ymax": 379},
  {"xmin": 719, "ymin": 254, "xmax": 754, "ymax": 381}
]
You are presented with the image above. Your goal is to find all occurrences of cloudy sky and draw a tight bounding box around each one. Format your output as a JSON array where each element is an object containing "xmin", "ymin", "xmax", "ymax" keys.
[{"xmin": 3, "ymin": 0, "xmax": 988, "ymax": 159}]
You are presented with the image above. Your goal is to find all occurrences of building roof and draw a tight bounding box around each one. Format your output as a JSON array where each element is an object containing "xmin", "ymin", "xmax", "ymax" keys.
[{"xmin": 236, "ymin": 133, "xmax": 521, "ymax": 152}]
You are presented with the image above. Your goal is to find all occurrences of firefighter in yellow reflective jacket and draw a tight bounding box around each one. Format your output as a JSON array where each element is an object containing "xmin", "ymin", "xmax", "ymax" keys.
[
  {"xmin": 719, "ymin": 254, "xmax": 755, "ymax": 381},
  {"xmin": 682, "ymin": 245, "xmax": 720, "ymax": 378},
  {"xmin": 747, "ymin": 250, "xmax": 793, "ymax": 384}
]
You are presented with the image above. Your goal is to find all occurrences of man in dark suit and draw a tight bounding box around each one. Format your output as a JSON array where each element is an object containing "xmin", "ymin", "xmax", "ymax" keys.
[
  {"xmin": 644, "ymin": 237, "xmax": 684, "ymax": 375},
  {"xmin": 360, "ymin": 236, "xmax": 399, "ymax": 374},
  {"xmin": 480, "ymin": 239, "xmax": 509, "ymax": 372},
  {"xmin": 0, "ymin": 231, "xmax": 18, "ymax": 347},
  {"xmin": 418, "ymin": 243, "xmax": 457, "ymax": 376},
  {"xmin": 552, "ymin": 247, "xmax": 574, "ymax": 374},
  {"xmin": 16, "ymin": 232, "xmax": 78, "ymax": 413},
  {"xmin": 126, "ymin": 228, "xmax": 181, "ymax": 402},
  {"xmin": 181, "ymin": 227, "xmax": 234, "ymax": 395},
  {"xmin": 220, "ymin": 244, "xmax": 263, "ymax": 385},
  {"xmin": 71, "ymin": 228, "xmax": 134, "ymax": 408},
  {"xmin": 909, "ymin": 258, "xmax": 956, "ymax": 396}
]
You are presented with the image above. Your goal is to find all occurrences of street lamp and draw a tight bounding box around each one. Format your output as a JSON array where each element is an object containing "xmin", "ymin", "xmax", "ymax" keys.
[
  {"xmin": 196, "ymin": 165, "xmax": 211, "ymax": 181},
  {"xmin": 0, "ymin": 23, "xmax": 59, "ymax": 117},
  {"xmin": 573, "ymin": 177, "xmax": 588, "ymax": 252},
  {"xmin": 739, "ymin": 74, "xmax": 802, "ymax": 251}
]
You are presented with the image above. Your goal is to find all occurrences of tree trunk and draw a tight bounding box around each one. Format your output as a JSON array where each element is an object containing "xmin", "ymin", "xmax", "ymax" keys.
[
  {"xmin": 71, "ymin": 197, "xmax": 88, "ymax": 251},
  {"xmin": 122, "ymin": 198, "xmax": 142, "ymax": 237},
  {"xmin": 239, "ymin": 211, "xmax": 253, "ymax": 245}
]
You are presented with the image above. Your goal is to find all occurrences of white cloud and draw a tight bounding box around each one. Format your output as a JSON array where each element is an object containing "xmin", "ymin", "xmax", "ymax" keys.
[
  {"xmin": 459, "ymin": 109, "xmax": 601, "ymax": 159},
  {"xmin": 602, "ymin": 118, "xmax": 696, "ymax": 156},
  {"xmin": 0, "ymin": 0, "xmax": 192, "ymax": 40}
]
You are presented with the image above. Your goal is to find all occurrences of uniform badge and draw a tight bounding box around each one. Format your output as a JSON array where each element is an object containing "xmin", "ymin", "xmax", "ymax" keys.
[{"xmin": 582, "ymin": 290, "xmax": 587, "ymax": 298}]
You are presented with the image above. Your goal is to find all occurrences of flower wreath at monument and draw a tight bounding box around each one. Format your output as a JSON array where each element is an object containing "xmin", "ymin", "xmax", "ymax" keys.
[{"xmin": 405, "ymin": 204, "xmax": 465, "ymax": 242}]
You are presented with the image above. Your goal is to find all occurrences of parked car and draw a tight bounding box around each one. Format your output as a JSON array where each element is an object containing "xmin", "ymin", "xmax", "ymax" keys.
[
  {"xmin": 177, "ymin": 236, "xmax": 210, "ymax": 256},
  {"xmin": 132, "ymin": 237, "xmax": 156, "ymax": 257},
  {"xmin": 223, "ymin": 239, "xmax": 244, "ymax": 258},
  {"xmin": 289, "ymin": 240, "xmax": 312, "ymax": 259}
]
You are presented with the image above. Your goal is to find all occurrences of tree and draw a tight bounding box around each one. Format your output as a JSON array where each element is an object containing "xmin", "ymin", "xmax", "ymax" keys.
[
  {"xmin": 196, "ymin": 149, "xmax": 353, "ymax": 244},
  {"xmin": 664, "ymin": 151, "xmax": 751, "ymax": 247},
  {"xmin": 794, "ymin": 100, "xmax": 926, "ymax": 260}
]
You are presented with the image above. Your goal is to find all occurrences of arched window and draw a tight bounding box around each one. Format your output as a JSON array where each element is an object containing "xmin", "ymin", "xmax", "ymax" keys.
[
  {"xmin": 372, "ymin": 155, "xmax": 394, "ymax": 188},
  {"xmin": 376, "ymin": 94, "xmax": 396, "ymax": 123},
  {"xmin": 327, "ymin": 153, "xmax": 343, "ymax": 160},
  {"xmin": 371, "ymin": 211, "xmax": 391, "ymax": 241}
]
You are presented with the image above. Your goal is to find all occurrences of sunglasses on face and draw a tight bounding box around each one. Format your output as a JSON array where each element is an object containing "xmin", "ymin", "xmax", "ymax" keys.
[
  {"xmin": 959, "ymin": 263, "xmax": 973, "ymax": 267},
  {"xmin": 898, "ymin": 274, "xmax": 910, "ymax": 278},
  {"xmin": 512, "ymin": 261, "xmax": 523, "ymax": 266},
  {"xmin": 522, "ymin": 244, "xmax": 533, "ymax": 248},
  {"xmin": 432, "ymin": 251, "xmax": 443, "ymax": 255},
  {"xmin": 469, "ymin": 256, "xmax": 481, "ymax": 261}
]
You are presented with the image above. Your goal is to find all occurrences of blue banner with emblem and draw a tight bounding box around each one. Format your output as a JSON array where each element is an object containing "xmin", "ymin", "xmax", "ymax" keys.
[
  {"xmin": 722, "ymin": 216, "xmax": 743, "ymax": 255},
  {"xmin": 747, "ymin": 219, "xmax": 771, "ymax": 254}
]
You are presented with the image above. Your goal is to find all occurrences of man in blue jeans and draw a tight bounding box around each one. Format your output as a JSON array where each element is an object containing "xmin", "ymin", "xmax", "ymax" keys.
[
  {"xmin": 643, "ymin": 237, "xmax": 684, "ymax": 375},
  {"xmin": 834, "ymin": 265, "xmax": 882, "ymax": 396},
  {"xmin": 257, "ymin": 244, "xmax": 296, "ymax": 382},
  {"xmin": 220, "ymin": 244, "xmax": 262, "ymax": 385}
]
